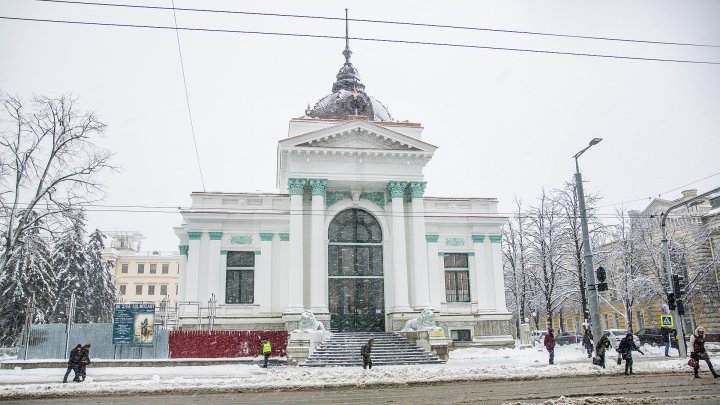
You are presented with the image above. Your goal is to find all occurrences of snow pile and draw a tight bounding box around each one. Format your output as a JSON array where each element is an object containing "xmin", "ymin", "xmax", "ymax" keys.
[{"xmin": 0, "ymin": 344, "xmax": 694, "ymax": 400}]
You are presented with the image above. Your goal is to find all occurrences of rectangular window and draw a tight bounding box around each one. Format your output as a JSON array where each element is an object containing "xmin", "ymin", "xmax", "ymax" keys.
[
  {"xmin": 150, "ymin": 264, "xmax": 157, "ymax": 274},
  {"xmin": 226, "ymin": 251, "xmax": 255, "ymax": 304},
  {"xmin": 614, "ymin": 313, "xmax": 619, "ymax": 328},
  {"xmin": 148, "ymin": 285, "xmax": 155, "ymax": 295},
  {"xmin": 135, "ymin": 285, "xmax": 143, "ymax": 295},
  {"xmin": 138, "ymin": 263, "xmax": 145, "ymax": 274},
  {"xmin": 637, "ymin": 311, "xmax": 645, "ymax": 330},
  {"xmin": 121, "ymin": 264, "xmax": 128, "ymax": 274},
  {"xmin": 603, "ymin": 314, "xmax": 609, "ymax": 329},
  {"xmin": 119, "ymin": 285, "xmax": 126, "ymax": 295},
  {"xmin": 451, "ymin": 329, "xmax": 472, "ymax": 342},
  {"xmin": 444, "ymin": 253, "xmax": 470, "ymax": 302},
  {"xmin": 160, "ymin": 285, "xmax": 168, "ymax": 296},
  {"xmin": 162, "ymin": 264, "xmax": 169, "ymax": 274},
  {"xmin": 176, "ymin": 284, "xmax": 178, "ymax": 294}
]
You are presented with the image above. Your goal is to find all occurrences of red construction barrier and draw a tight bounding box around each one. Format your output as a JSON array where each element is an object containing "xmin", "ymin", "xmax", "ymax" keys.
[{"xmin": 168, "ymin": 330, "xmax": 288, "ymax": 358}]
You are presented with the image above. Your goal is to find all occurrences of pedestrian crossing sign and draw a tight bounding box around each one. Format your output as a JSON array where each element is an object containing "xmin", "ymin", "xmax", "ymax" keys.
[{"xmin": 660, "ymin": 315, "xmax": 674, "ymax": 328}]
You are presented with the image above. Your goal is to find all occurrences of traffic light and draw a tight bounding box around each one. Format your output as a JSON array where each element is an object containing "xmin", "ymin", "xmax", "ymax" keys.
[
  {"xmin": 667, "ymin": 293, "xmax": 676, "ymax": 310},
  {"xmin": 677, "ymin": 299, "xmax": 685, "ymax": 315},
  {"xmin": 596, "ymin": 266, "xmax": 607, "ymax": 283}
]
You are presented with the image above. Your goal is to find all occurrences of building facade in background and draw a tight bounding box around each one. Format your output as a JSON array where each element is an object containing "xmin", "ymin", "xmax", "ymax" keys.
[
  {"xmin": 174, "ymin": 41, "xmax": 513, "ymax": 347},
  {"xmin": 102, "ymin": 231, "xmax": 180, "ymax": 308}
]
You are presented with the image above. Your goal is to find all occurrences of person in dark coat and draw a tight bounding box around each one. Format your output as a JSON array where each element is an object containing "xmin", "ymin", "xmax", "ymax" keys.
[
  {"xmin": 361, "ymin": 338, "xmax": 375, "ymax": 369},
  {"xmin": 690, "ymin": 326, "xmax": 718, "ymax": 379},
  {"xmin": 660, "ymin": 327, "xmax": 673, "ymax": 357},
  {"xmin": 78, "ymin": 344, "xmax": 91, "ymax": 381},
  {"xmin": 62, "ymin": 344, "xmax": 82, "ymax": 383},
  {"xmin": 582, "ymin": 328, "xmax": 594, "ymax": 358},
  {"xmin": 618, "ymin": 333, "xmax": 644, "ymax": 375},
  {"xmin": 544, "ymin": 328, "xmax": 556, "ymax": 365},
  {"xmin": 595, "ymin": 334, "xmax": 611, "ymax": 368}
]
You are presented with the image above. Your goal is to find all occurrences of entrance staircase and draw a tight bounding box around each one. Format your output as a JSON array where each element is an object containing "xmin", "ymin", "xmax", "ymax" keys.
[{"xmin": 300, "ymin": 332, "xmax": 444, "ymax": 367}]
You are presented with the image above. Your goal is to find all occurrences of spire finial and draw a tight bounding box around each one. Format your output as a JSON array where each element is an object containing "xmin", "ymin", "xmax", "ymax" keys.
[{"xmin": 342, "ymin": 8, "xmax": 352, "ymax": 64}]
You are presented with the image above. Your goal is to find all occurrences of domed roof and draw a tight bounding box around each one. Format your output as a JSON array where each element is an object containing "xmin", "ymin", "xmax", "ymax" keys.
[{"xmin": 305, "ymin": 25, "xmax": 393, "ymax": 122}]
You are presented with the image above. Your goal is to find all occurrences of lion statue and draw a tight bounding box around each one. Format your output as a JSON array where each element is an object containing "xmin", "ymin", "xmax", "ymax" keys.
[
  {"xmin": 297, "ymin": 310, "xmax": 325, "ymax": 332},
  {"xmin": 401, "ymin": 308, "xmax": 440, "ymax": 332}
]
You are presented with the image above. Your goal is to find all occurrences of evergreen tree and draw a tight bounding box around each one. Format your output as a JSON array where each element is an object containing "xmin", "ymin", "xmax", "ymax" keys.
[
  {"xmin": 0, "ymin": 216, "xmax": 55, "ymax": 346},
  {"xmin": 85, "ymin": 229, "xmax": 115, "ymax": 322},
  {"xmin": 53, "ymin": 211, "xmax": 90, "ymax": 323}
]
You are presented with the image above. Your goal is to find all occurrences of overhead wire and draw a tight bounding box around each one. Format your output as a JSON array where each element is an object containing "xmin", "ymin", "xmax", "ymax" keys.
[
  {"xmin": 1, "ymin": 16, "xmax": 718, "ymax": 65},
  {"xmin": 33, "ymin": 0, "xmax": 720, "ymax": 48}
]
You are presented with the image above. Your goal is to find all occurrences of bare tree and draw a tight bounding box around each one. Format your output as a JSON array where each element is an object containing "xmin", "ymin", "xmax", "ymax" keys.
[
  {"xmin": 0, "ymin": 94, "xmax": 113, "ymax": 276},
  {"xmin": 503, "ymin": 198, "xmax": 530, "ymax": 336}
]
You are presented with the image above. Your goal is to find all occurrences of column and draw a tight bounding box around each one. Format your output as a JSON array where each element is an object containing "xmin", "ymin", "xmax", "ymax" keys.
[
  {"xmin": 425, "ymin": 235, "xmax": 442, "ymax": 310},
  {"xmin": 308, "ymin": 178, "xmax": 328, "ymax": 313},
  {"xmin": 186, "ymin": 231, "xmax": 202, "ymax": 303},
  {"xmin": 467, "ymin": 251, "xmax": 479, "ymax": 307},
  {"xmin": 218, "ymin": 250, "xmax": 228, "ymax": 304},
  {"xmin": 409, "ymin": 182, "xmax": 431, "ymax": 309},
  {"xmin": 286, "ymin": 178, "xmax": 306, "ymax": 313},
  {"xmin": 472, "ymin": 234, "xmax": 494, "ymax": 311},
  {"xmin": 490, "ymin": 234, "xmax": 507, "ymax": 311},
  {"xmin": 207, "ymin": 231, "xmax": 223, "ymax": 304},
  {"xmin": 388, "ymin": 181, "xmax": 411, "ymax": 312},
  {"xmin": 257, "ymin": 233, "xmax": 274, "ymax": 312},
  {"xmin": 178, "ymin": 245, "xmax": 188, "ymax": 302}
]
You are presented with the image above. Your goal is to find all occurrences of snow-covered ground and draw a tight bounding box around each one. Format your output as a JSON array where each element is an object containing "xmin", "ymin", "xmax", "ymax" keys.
[{"xmin": 0, "ymin": 343, "xmax": 698, "ymax": 400}]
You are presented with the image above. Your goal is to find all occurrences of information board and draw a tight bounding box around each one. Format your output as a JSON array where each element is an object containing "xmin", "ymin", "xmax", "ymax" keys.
[{"xmin": 112, "ymin": 303, "xmax": 156, "ymax": 345}]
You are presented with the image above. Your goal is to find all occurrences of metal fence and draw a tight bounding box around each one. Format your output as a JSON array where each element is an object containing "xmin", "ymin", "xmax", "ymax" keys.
[{"xmin": 18, "ymin": 323, "xmax": 169, "ymax": 360}]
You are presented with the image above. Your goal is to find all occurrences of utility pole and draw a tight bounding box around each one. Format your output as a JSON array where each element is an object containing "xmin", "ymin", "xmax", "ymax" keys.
[
  {"xmin": 573, "ymin": 138, "xmax": 603, "ymax": 345},
  {"xmin": 660, "ymin": 186, "xmax": 720, "ymax": 358}
]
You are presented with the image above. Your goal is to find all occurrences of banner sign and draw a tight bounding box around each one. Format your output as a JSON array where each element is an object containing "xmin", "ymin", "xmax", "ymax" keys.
[{"xmin": 113, "ymin": 303, "xmax": 156, "ymax": 345}]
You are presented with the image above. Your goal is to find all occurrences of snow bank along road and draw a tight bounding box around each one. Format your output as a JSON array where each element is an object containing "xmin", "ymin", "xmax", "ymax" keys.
[{"xmin": 5, "ymin": 374, "xmax": 720, "ymax": 405}]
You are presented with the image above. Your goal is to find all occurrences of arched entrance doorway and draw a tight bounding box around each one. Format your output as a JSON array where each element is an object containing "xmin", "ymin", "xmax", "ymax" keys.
[{"xmin": 328, "ymin": 208, "xmax": 385, "ymax": 332}]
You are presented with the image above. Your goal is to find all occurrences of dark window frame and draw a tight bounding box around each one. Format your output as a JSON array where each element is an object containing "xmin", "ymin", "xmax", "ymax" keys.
[
  {"xmin": 444, "ymin": 253, "xmax": 470, "ymax": 302},
  {"xmin": 225, "ymin": 251, "xmax": 255, "ymax": 304}
]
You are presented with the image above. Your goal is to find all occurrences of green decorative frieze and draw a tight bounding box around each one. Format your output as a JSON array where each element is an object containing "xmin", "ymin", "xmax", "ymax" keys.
[
  {"xmin": 254, "ymin": 250, "xmax": 261, "ymax": 256},
  {"xmin": 260, "ymin": 233, "xmax": 274, "ymax": 242},
  {"xmin": 288, "ymin": 178, "xmax": 307, "ymax": 196},
  {"xmin": 387, "ymin": 181, "xmax": 408, "ymax": 199},
  {"xmin": 309, "ymin": 178, "xmax": 328, "ymax": 196},
  {"xmin": 326, "ymin": 191, "xmax": 351, "ymax": 207},
  {"xmin": 472, "ymin": 234, "xmax": 485, "ymax": 243},
  {"xmin": 445, "ymin": 237, "xmax": 465, "ymax": 247},
  {"xmin": 489, "ymin": 235, "xmax": 502, "ymax": 243},
  {"xmin": 438, "ymin": 252, "xmax": 446, "ymax": 257},
  {"xmin": 279, "ymin": 233, "xmax": 290, "ymax": 241},
  {"xmin": 467, "ymin": 252, "xmax": 475, "ymax": 257},
  {"xmin": 230, "ymin": 234, "xmax": 253, "ymax": 245},
  {"xmin": 360, "ymin": 192, "xmax": 385, "ymax": 208},
  {"xmin": 409, "ymin": 181, "xmax": 427, "ymax": 198},
  {"xmin": 208, "ymin": 231, "xmax": 223, "ymax": 240},
  {"xmin": 425, "ymin": 234, "xmax": 439, "ymax": 243},
  {"xmin": 220, "ymin": 250, "xmax": 228, "ymax": 255},
  {"xmin": 188, "ymin": 231, "xmax": 202, "ymax": 240},
  {"xmin": 178, "ymin": 245, "xmax": 189, "ymax": 256}
]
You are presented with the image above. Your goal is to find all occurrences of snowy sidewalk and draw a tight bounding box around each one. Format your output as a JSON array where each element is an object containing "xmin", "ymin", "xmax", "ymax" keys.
[{"xmin": 0, "ymin": 344, "xmax": 697, "ymax": 400}]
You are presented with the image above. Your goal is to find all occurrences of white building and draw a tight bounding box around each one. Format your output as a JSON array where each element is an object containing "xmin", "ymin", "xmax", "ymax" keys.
[{"xmin": 175, "ymin": 40, "xmax": 512, "ymax": 347}]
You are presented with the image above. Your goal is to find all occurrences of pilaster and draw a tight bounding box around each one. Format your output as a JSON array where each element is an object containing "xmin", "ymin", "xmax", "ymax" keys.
[
  {"xmin": 409, "ymin": 181, "xmax": 431, "ymax": 309},
  {"xmin": 489, "ymin": 235, "xmax": 507, "ymax": 311},
  {"xmin": 308, "ymin": 178, "xmax": 328, "ymax": 313},
  {"xmin": 178, "ymin": 244, "xmax": 188, "ymax": 302},
  {"xmin": 257, "ymin": 233, "xmax": 274, "ymax": 312},
  {"xmin": 186, "ymin": 232, "xmax": 202, "ymax": 302},
  {"xmin": 472, "ymin": 234, "xmax": 494, "ymax": 310},
  {"xmin": 425, "ymin": 234, "xmax": 442, "ymax": 311},
  {"xmin": 388, "ymin": 181, "xmax": 411, "ymax": 313}
]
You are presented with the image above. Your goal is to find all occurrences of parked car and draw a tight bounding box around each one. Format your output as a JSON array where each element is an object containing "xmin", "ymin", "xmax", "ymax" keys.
[
  {"xmin": 636, "ymin": 328, "xmax": 679, "ymax": 348},
  {"xmin": 531, "ymin": 330, "xmax": 548, "ymax": 345},
  {"xmin": 602, "ymin": 329, "xmax": 641, "ymax": 349},
  {"xmin": 555, "ymin": 332, "xmax": 583, "ymax": 346}
]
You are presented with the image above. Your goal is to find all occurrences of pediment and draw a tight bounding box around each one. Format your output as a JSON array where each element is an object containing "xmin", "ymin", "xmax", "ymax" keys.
[{"xmin": 279, "ymin": 120, "xmax": 437, "ymax": 154}]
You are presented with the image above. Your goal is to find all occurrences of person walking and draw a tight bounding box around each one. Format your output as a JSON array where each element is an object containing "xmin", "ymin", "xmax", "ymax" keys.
[
  {"xmin": 582, "ymin": 328, "xmax": 594, "ymax": 358},
  {"xmin": 78, "ymin": 344, "xmax": 91, "ymax": 381},
  {"xmin": 618, "ymin": 333, "xmax": 644, "ymax": 375},
  {"xmin": 62, "ymin": 344, "xmax": 82, "ymax": 383},
  {"xmin": 361, "ymin": 338, "xmax": 375, "ymax": 369},
  {"xmin": 544, "ymin": 328, "xmax": 556, "ymax": 365},
  {"xmin": 260, "ymin": 338, "xmax": 272, "ymax": 368},
  {"xmin": 595, "ymin": 334, "xmax": 611, "ymax": 369},
  {"xmin": 689, "ymin": 326, "xmax": 718, "ymax": 379},
  {"xmin": 660, "ymin": 326, "xmax": 673, "ymax": 357}
]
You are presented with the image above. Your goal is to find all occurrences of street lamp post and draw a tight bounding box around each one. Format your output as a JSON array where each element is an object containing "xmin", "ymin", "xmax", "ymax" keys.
[
  {"xmin": 574, "ymin": 137, "xmax": 603, "ymax": 346},
  {"xmin": 660, "ymin": 186, "xmax": 720, "ymax": 358}
]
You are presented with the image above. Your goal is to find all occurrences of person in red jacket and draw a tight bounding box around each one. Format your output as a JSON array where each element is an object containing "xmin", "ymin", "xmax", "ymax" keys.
[{"xmin": 544, "ymin": 328, "xmax": 556, "ymax": 365}]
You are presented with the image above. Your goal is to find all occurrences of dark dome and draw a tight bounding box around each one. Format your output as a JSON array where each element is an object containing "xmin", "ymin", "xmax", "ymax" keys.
[{"xmin": 305, "ymin": 43, "xmax": 393, "ymax": 122}]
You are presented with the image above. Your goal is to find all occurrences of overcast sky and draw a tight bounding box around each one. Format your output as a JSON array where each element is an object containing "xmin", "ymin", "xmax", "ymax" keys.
[{"xmin": 2, "ymin": 0, "xmax": 719, "ymax": 251}]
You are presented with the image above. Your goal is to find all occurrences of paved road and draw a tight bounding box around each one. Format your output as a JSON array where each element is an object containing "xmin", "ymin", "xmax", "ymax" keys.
[{"xmin": 3, "ymin": 374, "xmax": 719, "ymax": 405}]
